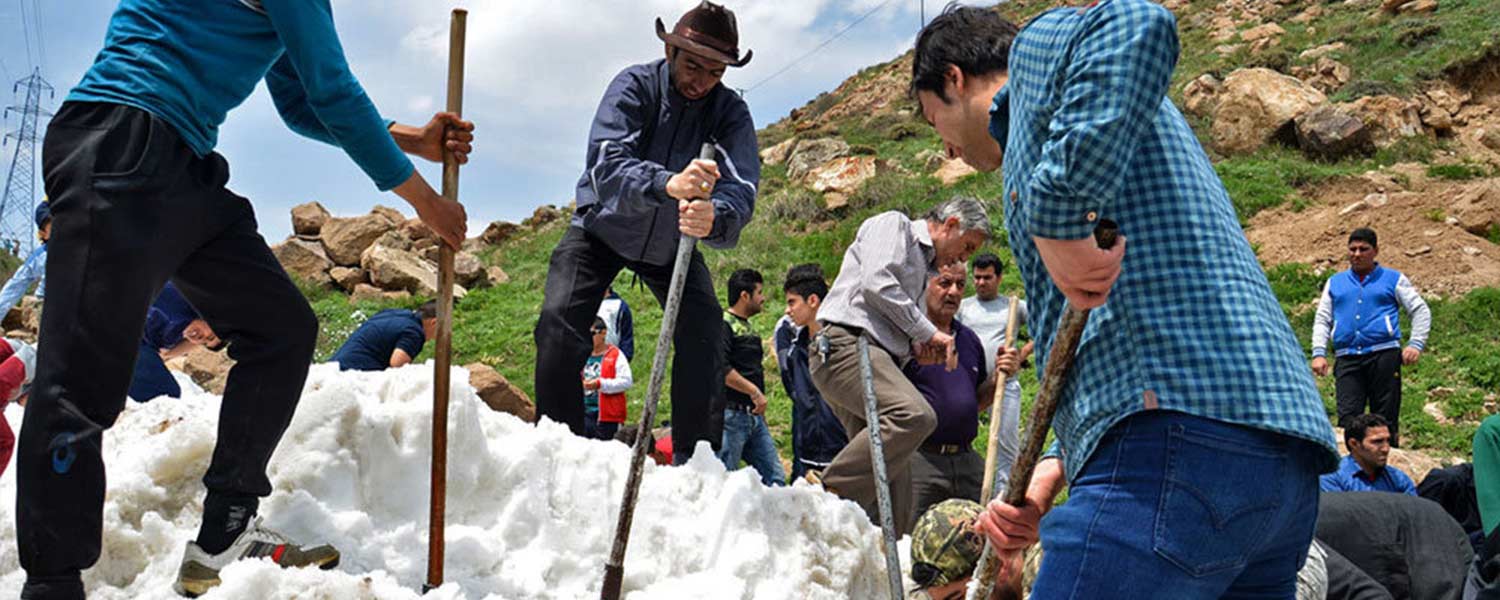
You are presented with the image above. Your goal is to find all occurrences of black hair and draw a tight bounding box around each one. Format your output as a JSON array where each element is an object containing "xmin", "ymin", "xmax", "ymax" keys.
[
  {"xmin": 592, "ymin": 316, "xmax": 607, "ymax": 332},
  {"xmin": 1349, "ymin": 228, "xmax": 1378, "ymax": 249},
  {"xmin": 726, "ymin": 268, "xmax": 764, "ymax": 307},
  {"xmin": 971, "ymin": 252, "xmax": 1003, "ymax": 274},
  {"xmin": 911, "ymin": 4, "xmax": 1020, "ymax": 102},
  {"xmin": 1345, "ymin": 413, "xmax": 1390, "ymax": 443},
  {"xmin": 417, "ymin": 301, "xmax": 439, "ymax": 320},
  {"xmin": 783, "ymin": 263, "xmax": 829, "ymax": 302}
]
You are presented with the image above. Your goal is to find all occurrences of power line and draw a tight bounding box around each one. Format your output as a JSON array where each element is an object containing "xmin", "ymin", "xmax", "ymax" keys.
[
  {"xmin": 30, "ymin": 0, "xmax": 43, "ymax": 71},
  {"xmin": 743, "ymin": 0, "xmax": 899, "ymax": 94},
  {"xmin": 17, "ymin": 0, "xmax": 33, "ymax": 71}
]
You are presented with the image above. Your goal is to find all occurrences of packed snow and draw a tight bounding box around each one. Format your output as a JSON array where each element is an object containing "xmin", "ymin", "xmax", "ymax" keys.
[{"xmin": 0, "ymin": 364, "xmax": 905, "ymax": 599}]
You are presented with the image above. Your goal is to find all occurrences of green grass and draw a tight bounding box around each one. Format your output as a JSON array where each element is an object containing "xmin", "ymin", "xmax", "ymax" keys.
[{"xmin": 1429, "ymin": 162, "xmax": 1494, "ymax": 181}]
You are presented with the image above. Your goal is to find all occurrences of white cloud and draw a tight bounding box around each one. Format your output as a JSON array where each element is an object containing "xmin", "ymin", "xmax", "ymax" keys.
[{"xmin": 353, "ymin": 0, "xmax": 920, "ymax": 179}]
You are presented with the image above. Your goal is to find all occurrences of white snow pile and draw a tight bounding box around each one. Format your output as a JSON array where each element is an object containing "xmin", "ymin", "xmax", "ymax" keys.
[{"xmin": 0, "ymin": 364, "xmax": 900, "ymax": 599}]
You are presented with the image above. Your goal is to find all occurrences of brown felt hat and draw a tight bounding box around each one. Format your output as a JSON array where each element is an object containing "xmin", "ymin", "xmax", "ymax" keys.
[{"xmin": 655, "ymin": 1, "xmax": 753, "ymax": 68}]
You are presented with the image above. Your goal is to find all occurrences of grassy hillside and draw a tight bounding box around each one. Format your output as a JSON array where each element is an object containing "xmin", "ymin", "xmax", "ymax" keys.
[{"xmin": 301, "ymin": 0, "xmax": 1500, "ymax": 464}]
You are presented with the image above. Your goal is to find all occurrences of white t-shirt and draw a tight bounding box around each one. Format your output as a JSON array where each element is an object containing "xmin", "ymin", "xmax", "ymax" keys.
[{"xmin": 956, "ymin": 295, "xmax": 1028, "ymax": 378}]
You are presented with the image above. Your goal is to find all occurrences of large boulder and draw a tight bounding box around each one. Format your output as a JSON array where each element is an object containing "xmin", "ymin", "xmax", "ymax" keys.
[
  {"xmin": 454, "ymin": 252, "xmax": 488, "ymax": 288},
  {"xmin": 1182, "ymin": 73, "xmax": 1223, "ymax": 118},
  {"xmin": 349, "ymin": 283, "xmax": 384, "ymax": 304},
  {"xmin": 371, "ymin": 205, "xmax": 407, "ymax": 228},
  {"xmin": 466, "ymin": 362, "xmax": 536, "ymax": 422},
  {"xmin": 480, "ymin": 221, "xmax": 521, "ymax": 246},
  {"xmin": 759, "ymin": 137, "xmax": 798, "ymax": 166},
  {"xmin": 1211, "ymin": 68, "xmax": 1326, "ymax": 154},
  {"xmin": 399, "ymin": 218, "xmax": 438, "ymax": 244},
  {"xmin": 321, "ymin": 214, "xmax": 397, "ymax": 266},
  {"xmin": 1450, "ymin": 180, "xmax": 1500, "ymax": 237},
  {"xmin": 329, "ymin": 266, "xmax": 367, "ymax": 292},
  {"xmin": 290, "ymin": 201, "xmax": 331, "ymax": 236},
  {"xmin": 785, "ymin": 138, "xmax": 850, "ymax": 181},
  {"xmin": 933, "ymin": 158, "xmax": 978, "ymax": 186},
  {"xmin": 1239, "ymin": 23, "xmax": 1285, "ymax": 42},
  {"xmin": 1295, "ymin": 105, "xmax": 1372, "ymax": 160},
  {"xmin": 1336, "ymin": 95, "xmax": 1425, "ymax": 149},
  {"xmin": 272, "ymin": 238, "xmax": 334, "ymax": 287},
  {"xmin": 361, "ymin": 241, "xmax": 466, "ymax": 299},
  {"xmin": 1291, "ymin": 57, "xmax": 1351, "ymax": 95},
  {"xmin": 807, "ymin": 156, "xmax": 880, "ymax": 210}
]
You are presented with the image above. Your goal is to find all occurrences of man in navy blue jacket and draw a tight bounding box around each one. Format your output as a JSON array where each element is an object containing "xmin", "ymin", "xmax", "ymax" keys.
[
  {"xmin": 533, "ymin": 1, "xmax": 759, "ymax": 462},
  {"xmin": 1312, "ymin": 228, "xmax": 1431, "ymax": 447},
  {"xmin": 20, "ymin": 1, "xmax": 474, "ymax": 597},
  {"xmin": 128, "ymin": 282, "xmax": 224, "ymax": 402}
]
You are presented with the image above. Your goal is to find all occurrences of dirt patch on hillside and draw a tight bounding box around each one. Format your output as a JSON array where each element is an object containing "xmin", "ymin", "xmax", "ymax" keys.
[{"xmin": 1248, "ymin": 175, "xmax": 1500, "ymax": 297}]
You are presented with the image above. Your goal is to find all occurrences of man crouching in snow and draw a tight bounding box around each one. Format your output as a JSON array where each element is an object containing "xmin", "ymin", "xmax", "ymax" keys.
[{"xmin": 17, "ymin": 0, "xmax": 472, "ymax": 598}]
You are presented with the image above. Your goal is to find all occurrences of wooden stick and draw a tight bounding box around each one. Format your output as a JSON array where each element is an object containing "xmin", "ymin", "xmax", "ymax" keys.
[
  {"xmin": 967, "ymin": 222, "xmax": 1118, "ymax": 600},
  {"xmin": 601, "ymin": 142, "xmax": 717, "ymax": 600},
  {"xmin": 978, "ymin": 296, "xmax": 1022, "ymax": 505},
  {"xmin": 426, "ymin": 7, "xmax": 465, "ymax": 593}
]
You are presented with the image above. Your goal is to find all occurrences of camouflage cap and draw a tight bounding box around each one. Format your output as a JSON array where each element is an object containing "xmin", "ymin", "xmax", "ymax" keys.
[{"xmin": 910, "ymin": 499, "xmax": 985, "ymax": 589}]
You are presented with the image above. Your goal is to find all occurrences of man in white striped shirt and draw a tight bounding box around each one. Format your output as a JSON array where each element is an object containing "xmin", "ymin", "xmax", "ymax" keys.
[{"xmin": 810, "ymin": 196, "xmax": 991, "ymax": 534}]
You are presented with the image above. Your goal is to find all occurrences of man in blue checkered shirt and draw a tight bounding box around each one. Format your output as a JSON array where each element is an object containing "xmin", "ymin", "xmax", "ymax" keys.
[{"xmin": 912, "ymin": 2, "xmax": 1340, "ymax": 597}]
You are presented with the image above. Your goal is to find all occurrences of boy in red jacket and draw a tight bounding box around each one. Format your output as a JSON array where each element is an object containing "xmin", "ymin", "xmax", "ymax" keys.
[{"xmin": 582, "ymin": 317, "xmax": 634, "ymax": 440}]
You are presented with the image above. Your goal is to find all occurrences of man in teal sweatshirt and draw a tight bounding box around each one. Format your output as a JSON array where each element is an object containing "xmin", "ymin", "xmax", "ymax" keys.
[{"xmin": 17, "ymin": 1, "xmax": 473, "ymax": 598}]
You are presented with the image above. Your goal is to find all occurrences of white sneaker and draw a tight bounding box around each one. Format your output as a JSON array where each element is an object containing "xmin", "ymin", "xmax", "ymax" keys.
[{"xmin": 173, "ymin": 517, "xmax": 339, "ymax": 597}]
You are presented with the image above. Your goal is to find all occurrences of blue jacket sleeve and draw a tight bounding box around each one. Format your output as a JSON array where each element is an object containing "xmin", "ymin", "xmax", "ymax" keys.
[
  {"xmin": 702, "ymin": 96, "xmax": 759, "ymax": 249},
  {"xmin": 1024, "ymin": 0, "xmax": 1179, "ymax": 240},
  {"xmin": 618, "ymin": 301, "xmax": 635, "ymax": 361},
  {"xmin": 0, "ymin": 247, "xmax": 43, "ymax": 310},
  {"xmin": 260, "ymin": 0, "xmax": 414, "ymax": 191},
  {"xmin": 585, "ymin": 70, "xmax": 675, "ymax": 213}
]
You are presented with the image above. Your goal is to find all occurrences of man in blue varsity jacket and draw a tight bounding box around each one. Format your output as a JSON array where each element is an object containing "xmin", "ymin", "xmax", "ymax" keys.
[
  {"xmin": 1311, "ymin": 227, "xmax": 1431, "ymax": 447},
  {"xmin": 19, "ymin": 1, "xmax": 473, "ymax": 597},
  {"xmin": 532, "ymin": 1, "xmax": 759, "ymax": 463}
]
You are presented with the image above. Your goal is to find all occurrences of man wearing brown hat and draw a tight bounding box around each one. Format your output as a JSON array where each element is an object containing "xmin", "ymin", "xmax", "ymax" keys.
[{"xmin": 534, "ymin": 1, "xmax": 760, "ymax": 463}]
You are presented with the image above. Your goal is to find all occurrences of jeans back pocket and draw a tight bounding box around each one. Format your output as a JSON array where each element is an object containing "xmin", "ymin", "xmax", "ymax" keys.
[{"xmin": 1153, "ymin": 424, "xmax": 1287, "ymax": 576}]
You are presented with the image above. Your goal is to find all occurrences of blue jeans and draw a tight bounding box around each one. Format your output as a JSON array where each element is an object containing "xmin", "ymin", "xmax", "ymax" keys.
[
  {"xmin": 718, "ymin": 408, "xmax": 785, "ymax": 486},
  {"xmin": 1032, "ymin": 411, "xmax": 1324, "ymax": 600}
]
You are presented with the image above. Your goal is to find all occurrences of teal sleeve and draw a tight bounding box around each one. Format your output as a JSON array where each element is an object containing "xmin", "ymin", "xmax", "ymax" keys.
[{"xmin": 261, "ymin": 0, "xmax": 414, "ymax": 191}]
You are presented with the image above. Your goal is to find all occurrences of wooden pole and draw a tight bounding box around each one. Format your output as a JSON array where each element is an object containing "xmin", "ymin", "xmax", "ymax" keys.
[
  {"xmin": 426, "ymin": 7, "xmax": 466, "ymax": 593},
  {"xmin": 967, "ymin": 222, "xmax": 1118, "ymax": 600},
  {"xmin": 978, "ymin": 296, "xmax": 1022, "ymax": 505}
]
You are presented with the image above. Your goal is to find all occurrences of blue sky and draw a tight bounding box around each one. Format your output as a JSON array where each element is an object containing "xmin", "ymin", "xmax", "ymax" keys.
[{"xmin": 0, "ymin": 0, "xmax": 976, "ymax": 242}]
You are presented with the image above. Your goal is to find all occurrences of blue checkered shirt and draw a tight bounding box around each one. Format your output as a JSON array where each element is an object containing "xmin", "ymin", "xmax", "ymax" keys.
[{"xmin": 992, "ymin": 0, "xmax": 1338, "ymax": 481}]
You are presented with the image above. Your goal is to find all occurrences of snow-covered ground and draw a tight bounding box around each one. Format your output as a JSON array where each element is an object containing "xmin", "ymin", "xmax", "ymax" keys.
[{"xmin": 0, "ymin": 364, "xmax": 902, "ymax": 599}]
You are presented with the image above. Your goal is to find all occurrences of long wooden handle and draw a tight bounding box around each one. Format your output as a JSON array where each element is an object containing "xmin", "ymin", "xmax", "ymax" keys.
[
  {"xmin": 967, "ymin": 221, "xmax": 1119, "ymax": 600},
  {"xmin": 979, "ymin": 295, "xmax": 1022, "ymax": 504},
  {"xmin": 426, "ymin": 7, "xmax": 466, "ymax": 593}
]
